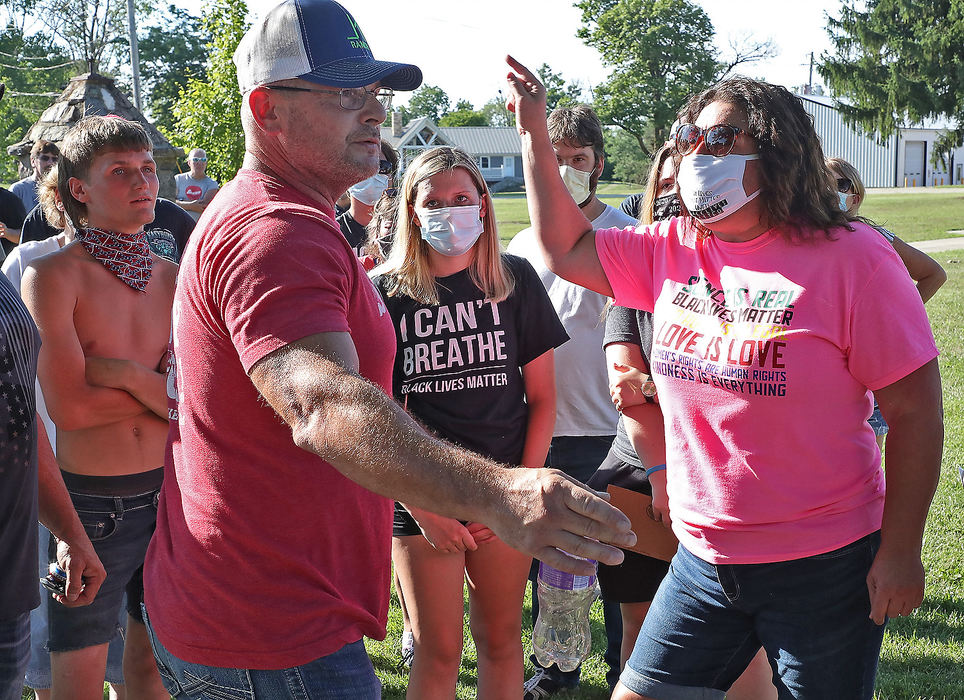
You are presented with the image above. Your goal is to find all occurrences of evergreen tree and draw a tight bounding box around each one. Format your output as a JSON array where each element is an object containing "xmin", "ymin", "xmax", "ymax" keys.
[{"xmin": 820, "ymin": 0, "xmax": 964, "ymax": 164}]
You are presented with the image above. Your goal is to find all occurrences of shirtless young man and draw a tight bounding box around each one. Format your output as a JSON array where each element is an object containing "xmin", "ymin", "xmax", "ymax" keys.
[{"xmin": 22, "ymin": 116, "xmax": 176, "ymax": 700}]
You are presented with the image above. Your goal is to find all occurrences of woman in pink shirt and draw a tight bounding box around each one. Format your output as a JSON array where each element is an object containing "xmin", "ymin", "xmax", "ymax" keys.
[{"xmin": 504, "ymin": 57, "xmax": 942, "ymax": 700}]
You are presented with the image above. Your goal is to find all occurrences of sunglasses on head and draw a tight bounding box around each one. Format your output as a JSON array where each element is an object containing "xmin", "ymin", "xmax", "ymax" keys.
[
  {"xmin": 675, "ymin": 123, "xmax": 749, "ymax": 157},
  {"xmin": 378, "ymin": 159, "xmax": 394, "ymax": 176},
  {"xmin": 836, "ymin": 177, "xmax": 853, "ymax": 193}
]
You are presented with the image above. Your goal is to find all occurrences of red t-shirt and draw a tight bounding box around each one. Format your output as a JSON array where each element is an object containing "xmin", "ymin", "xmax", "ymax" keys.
[{"xmin": 144, "ymin": 169, "xmax": 396, "ymax": 669}]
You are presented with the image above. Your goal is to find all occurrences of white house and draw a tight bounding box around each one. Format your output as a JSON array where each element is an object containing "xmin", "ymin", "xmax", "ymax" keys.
[{"xmin": 381, "ymin": 113, "xmax": 522, "ymax": 188}]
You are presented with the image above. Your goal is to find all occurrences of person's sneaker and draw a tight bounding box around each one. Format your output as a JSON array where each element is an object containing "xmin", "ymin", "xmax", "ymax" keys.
[
  {"xmin": 397, "ymin": 630, "xmax": 414, "ymax": 670},
  {"xmin": 523, "ymin": 667, "xmax": 574, "ymax": 699}
]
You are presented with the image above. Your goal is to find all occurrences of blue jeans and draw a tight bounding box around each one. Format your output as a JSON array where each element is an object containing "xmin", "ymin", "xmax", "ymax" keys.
[
  {"xmin": 531, "ymin": 435, "xmax": 622, "ymax": 689},
  {"xmin": 144, "ymin": 606, "xmax": 381, "ymax": 699},
  {"xmin": 621, "ymin": 532, "xmax": 886, "ymax": 700},
  {"xmin": 0, "ymin": 613, "xmax": 29, "ymax": 700}
]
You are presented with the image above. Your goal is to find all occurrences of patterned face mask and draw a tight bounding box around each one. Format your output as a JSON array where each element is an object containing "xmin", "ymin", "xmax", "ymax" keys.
[{"xmin": 78, "ymin": 227, "xmax": 153, "ymax": 292}]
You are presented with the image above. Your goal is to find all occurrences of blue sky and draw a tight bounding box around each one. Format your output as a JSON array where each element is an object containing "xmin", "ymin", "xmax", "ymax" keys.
[{"xmin": 172, "ymin": 0, "xmax": 844, "ymax": 108}]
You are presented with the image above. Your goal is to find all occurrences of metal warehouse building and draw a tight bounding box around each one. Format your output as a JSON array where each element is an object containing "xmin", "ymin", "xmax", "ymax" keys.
[{"xmin": 799, "ymin": 93, "xmax": 964, "ymax": 188}]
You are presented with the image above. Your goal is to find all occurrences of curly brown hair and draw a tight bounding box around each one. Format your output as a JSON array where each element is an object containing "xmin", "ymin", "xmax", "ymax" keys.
[{"xmin": 677, "ymin": 77, "xmax": 848, "ymax": 240}]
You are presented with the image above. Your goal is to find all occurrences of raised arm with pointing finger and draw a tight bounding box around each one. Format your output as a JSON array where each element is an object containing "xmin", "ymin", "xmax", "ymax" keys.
[{"xmin": 504, "ymin": 55, "xmax": 612, "ymax": 295}]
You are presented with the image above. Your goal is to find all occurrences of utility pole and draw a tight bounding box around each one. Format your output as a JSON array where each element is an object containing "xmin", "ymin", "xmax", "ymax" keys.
[
  {"xmin": 808, "ymin": 52, "xmax": 814, "ymax": 94},
  {"xmin": 127, "ymin": 0, "xmax": 142, "ymax": 111}
]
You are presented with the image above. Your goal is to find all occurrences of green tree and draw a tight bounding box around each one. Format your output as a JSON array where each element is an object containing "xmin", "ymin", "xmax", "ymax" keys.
[
  {"xmin": 819, "ymin": 0, "xmax": 964, "ymax": 165},
  {"xmin": 606, "ymin": 127, "xmax": 652, "ymax": 185},
  {"xmin": 0, "ymin": 24, "xmax": 79, "ymax": 182},
  {"xmin": 576, "ymin": 0, "xmax": 773, "ymax": 159},
  {"xmin": 405, "ymin": 84, "xmax": 450, "ymax": 122},
  {"xmin": 37, "ymin": 0, "xmax": 131, "ymax": 73},
  {"xmin": 137, "ymin": 4, "xmax": 208, "ymax": 135},
  {"xmin": 164, "ymin": 0, "xmax": 247, "ymax": 183},
  {"xmin": 481, "ymin": 96, "xmax": 512, "ymax": 127},
  {"xmin": 537, "ymin": 63, "xmax": 582, "ymax": 112},
  {"xmin": 438, "ymin": 109, "xmax": 488, "ymax": 127}
]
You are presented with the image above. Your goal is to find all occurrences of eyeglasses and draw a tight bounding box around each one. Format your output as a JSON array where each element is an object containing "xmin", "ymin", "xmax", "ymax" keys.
[
  {"xmin": 675, "ymin": 123, "xmax": 749, "ymax": 157},
  {"xmin": 265, "ymin": 85, "xmax": 393, "ymax": 111},
  {"xmin": 835, "ymin": 177, "xmax": 853, "ymax": 193}
]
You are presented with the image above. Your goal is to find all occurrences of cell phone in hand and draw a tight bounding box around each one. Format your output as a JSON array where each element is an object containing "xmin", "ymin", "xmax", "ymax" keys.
[{"xmin": 40, "ymin": 563, "xmax": 68, "ymax": 596}]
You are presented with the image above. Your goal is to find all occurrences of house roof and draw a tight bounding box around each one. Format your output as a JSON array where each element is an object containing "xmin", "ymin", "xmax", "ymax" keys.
[
  {"xmin": 438, "ymin": 126, "xmax": 521, "ymax": 155},
  {"xmin": 381, "ymin": 117, "xmax": 521, "ymax": 157}
]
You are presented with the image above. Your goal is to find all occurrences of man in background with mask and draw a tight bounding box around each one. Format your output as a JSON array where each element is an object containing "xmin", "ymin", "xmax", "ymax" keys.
[
  {"xmin": 508, "ymin": 103, "xmax": 634, "ymax": 699},
  {"xmin": 337, "ymin": 141, "xmax": 398, "ymax": 256}
]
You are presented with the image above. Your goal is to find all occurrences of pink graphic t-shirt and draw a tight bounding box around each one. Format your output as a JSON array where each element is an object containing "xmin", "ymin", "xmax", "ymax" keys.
[{"xmin": 596, "ymin": 219, "xmax": 938, "ymax": 564}]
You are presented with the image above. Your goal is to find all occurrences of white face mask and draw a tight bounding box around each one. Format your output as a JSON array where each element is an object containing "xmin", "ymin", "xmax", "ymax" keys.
[
  {"xmin": 559, "ymin": 164, "xmax": 595, "ymax": 206},
  {"xmin": 348, "ymin": 173, "xmax": 389, "ymax": 206},
  {"xmin": 415, "ymin": 205, "xmax": 484, "ymax": 257},
  {"xmin": 677, "ymin": 153, "xmax": 760, "ymax": 223}
]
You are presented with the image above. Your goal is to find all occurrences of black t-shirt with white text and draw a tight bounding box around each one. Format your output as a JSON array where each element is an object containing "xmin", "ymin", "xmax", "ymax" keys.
[{"xmin": 374, "ymin": 254, "xmax": 569, "ymax": 465}]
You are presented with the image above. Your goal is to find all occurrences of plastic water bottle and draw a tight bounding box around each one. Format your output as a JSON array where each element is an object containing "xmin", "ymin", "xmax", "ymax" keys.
[{"xmin": 531, "ymin": 561, "xmax": 598, "ymax": 671}]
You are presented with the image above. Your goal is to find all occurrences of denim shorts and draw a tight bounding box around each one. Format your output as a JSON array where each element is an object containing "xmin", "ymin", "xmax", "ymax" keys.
[
  {"xmin": 46, "ymin": 484, "xmax": 159, "ymax": 652},
  {"xmin": 26, "ymin": 523, "xmax": 126, "ymax": 688},
  {"xmin": 0, "ymin": 612, "xmax": 29, "ymax": 700},
  {"xmin": 144, "ymin": 606, "xmax": 381, "ymax": 699},
  {"xmin": 868, "ymin": 400, "xmax": 889, "ymax": 436},
  {"xmin": 621, "ymin": 531, "xmax": 886, "ymax": 699}
]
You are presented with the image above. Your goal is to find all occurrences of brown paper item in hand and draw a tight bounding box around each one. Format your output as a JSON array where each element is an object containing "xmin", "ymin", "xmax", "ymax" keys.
[{"xmin": 607, "ymin": 485, "xmax": 679, "ymax": 562}]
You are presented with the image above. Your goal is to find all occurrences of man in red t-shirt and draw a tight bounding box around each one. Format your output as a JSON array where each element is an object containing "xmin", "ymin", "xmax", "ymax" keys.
[{"xmin": 142, "ymin": 1, "xmax": 634, "ymax": 697}]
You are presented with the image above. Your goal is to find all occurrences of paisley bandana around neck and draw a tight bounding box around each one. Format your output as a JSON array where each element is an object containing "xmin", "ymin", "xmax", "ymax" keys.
[{"xmin": 79, "ymin": 227, "xmax": 153, "ymax": 292}]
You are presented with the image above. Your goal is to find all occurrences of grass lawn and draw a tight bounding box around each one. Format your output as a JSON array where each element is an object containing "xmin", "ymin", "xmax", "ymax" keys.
[
  {"xmin": 493, "ymin": 183, "xmax": 964, "ymax": 244},
  {"xmin": 860, "ymin": 189, "xmax": 964, "ymax": 242}
]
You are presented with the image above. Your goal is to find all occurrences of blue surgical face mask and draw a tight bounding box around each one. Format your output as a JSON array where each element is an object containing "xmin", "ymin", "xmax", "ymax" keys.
[
  {"xmin": 837, "ymin": 191, "xmax": 851, "ymax": 212},
  {"xmin": 348, "ymin": 173, "xmax": 389, "ymax": 206},
  {"xmin": 415, "ymin": 205, "xmax": 484, "ymax": 257}
]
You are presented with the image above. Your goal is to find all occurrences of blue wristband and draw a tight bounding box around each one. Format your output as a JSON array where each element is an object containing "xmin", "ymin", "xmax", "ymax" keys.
[{"xmin": 645, "ymin": 464, "xmax": 666, "ymax": 478}]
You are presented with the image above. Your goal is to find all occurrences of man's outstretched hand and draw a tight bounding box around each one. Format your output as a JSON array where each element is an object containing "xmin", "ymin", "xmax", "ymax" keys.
[{"xmin": 487, "ymin": 467, "xmax": 635, "ymax": 575}]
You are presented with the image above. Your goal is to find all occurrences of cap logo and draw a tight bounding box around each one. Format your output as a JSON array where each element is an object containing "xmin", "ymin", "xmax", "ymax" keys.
[{"xmin": 346, "ymin": 15, "xmax": 369, "ymax": 51}]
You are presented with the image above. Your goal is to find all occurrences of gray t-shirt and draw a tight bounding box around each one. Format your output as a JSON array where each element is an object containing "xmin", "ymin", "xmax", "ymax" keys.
[
  {"xmin": 10, "ymin": 176, "xmax": 38, "ymax": 214},
  {"xmin": 175, "ymin": 173, "xmax": 219, "ymax": 217},
  {"xmin": 604, "ymin": 304, "xmax": 655, "ymax": 467}
]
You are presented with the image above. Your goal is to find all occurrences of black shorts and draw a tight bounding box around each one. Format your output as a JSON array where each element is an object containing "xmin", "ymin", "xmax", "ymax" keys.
[
  {"xmin": 392, "ymin": 502, "xmax": 469, "ymax": 537},
  {"xmin": 586, "ymin": 450, "xmax": 670, "ymax": 603}
]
